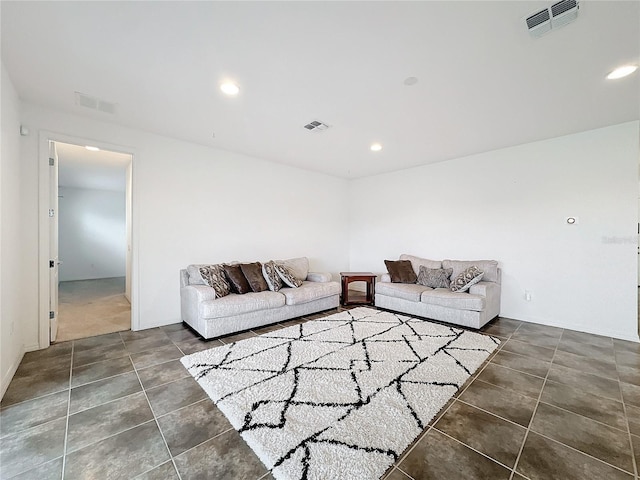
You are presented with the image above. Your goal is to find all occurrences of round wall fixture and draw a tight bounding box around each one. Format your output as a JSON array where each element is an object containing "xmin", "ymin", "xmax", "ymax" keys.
[{"xmin": 403, "ymin": 77, "xmax": 418, "ymax": 86}]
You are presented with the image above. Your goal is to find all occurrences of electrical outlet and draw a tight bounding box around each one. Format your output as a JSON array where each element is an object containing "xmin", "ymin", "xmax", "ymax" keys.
[{"xmin": 525, "ymin": 290, "xmax": 532, "ymax": 301}]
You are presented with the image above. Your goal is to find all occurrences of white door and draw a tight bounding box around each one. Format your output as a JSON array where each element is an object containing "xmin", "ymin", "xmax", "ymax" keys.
[{"xmin": 49, "ymin": 141, "xmax": 59, "ymax": 342}]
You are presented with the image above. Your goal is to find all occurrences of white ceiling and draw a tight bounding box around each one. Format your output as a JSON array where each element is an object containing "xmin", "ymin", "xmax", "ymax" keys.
[
  {"xmin": 56, "ymin": 142, "xmax": 130, "ymax": 192},
  {"xmin": 2, "ymin": 1, "xmax": 638, "ymax": 179}
]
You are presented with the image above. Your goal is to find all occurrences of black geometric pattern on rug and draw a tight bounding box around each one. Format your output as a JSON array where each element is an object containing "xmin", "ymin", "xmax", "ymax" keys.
[{"xmin": 181, "ymin": 307, "xmax": 499, "ymax": 480}]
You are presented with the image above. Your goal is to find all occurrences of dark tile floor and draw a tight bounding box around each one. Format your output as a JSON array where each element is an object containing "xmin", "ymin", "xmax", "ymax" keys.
[{"xmin": 1, "ymin": 307, "xmax": 638, "ymax": 480}]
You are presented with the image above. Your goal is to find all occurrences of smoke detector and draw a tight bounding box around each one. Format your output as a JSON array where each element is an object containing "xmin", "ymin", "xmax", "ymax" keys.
[
  {"xmin": 526, "ymin": 0, "xmax": 579, "ymax": 38},
  {"xmin": 74, "ymin": 92, "xmax": 118, "ymax": 114},
  {"xmin": 303, "ymin": 120, "xmax": 330, "ymax": 132}
]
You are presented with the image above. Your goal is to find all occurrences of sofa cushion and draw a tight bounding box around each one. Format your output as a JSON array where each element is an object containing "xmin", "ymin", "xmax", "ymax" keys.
[
  {"xmin": 417, "ymin": 266, "xmax": 453, "ymax": 289},
  {"xmin": 375, "ymin": 282, "xmax": 432, "ymax": 302},
  {"xmin": 200, "ymin": 291, "xmax": 286, "ymax": 319},
  {"xmin": 223, "ymin": 264, "xmax": 252, "ymax": 294},
  {"xmin": 275, "ymin": 263, "xmax": 303, "ymax": 288},
  {"xmin": 450, "ymin": 266, "xmax": 484, "ymax": 293},
  {"xmin": 241, "ymin": 262, "xmax": 269, "ymax": 292},
  {"xmin": 262, "ymin": 261, "xmax": 283, "ymax": 292},
  {"xmin": 421, "ymin": 289, "xmax": 486, "ymax": 312},
  {"xmin": 384, "ymin": 260, "xmax": 417, "ymax": 283},
  {"xmin": 400, "ymin": 254, "xmax": 442, "ymax": 277},
  {"xmin": 443, "ymin": 259, "xmax": 499, "ymax": 284},
  {"xmin": 198, "ymin": 264, "xmax": 231, "ymax": 298},
  {"xmin": 275, "ymin": 257, "xmax": 309, "ymax": 281},
  {"xmin": 280, "ymin": 281, "xmax": 341, "ymax": 306}
]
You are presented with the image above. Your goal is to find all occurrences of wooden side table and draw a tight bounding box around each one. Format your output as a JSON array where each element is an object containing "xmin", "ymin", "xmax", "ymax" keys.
[{"xmin": 340, "ymin": 272, "xmax": 376, "ymax": 306}]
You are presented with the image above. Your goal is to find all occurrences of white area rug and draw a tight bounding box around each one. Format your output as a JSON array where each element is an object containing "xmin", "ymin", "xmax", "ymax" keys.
[{"xmin": 181, "ymin": 307, "xmax": 500, "ymax": 480}]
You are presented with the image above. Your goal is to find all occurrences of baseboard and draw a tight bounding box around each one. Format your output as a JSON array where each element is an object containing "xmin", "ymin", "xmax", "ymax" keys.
[
  {"xmin": 500, "ymin": 315, "xmax": 639, "ymax": 343},
  {"xmin": 24, "ymin": 342, "xmax": 40, "ymax": 352},
  {"xmin": 1, "ymin": 343, "xmax": 25, "ymax": 400}
]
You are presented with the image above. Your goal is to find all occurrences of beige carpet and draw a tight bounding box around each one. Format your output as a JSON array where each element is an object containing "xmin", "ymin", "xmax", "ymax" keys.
[{"xmin": 56, "ymin": 277, "xmax": 131, "ymax": 342}]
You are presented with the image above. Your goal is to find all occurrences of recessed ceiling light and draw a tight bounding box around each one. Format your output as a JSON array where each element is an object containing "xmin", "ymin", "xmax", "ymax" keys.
[
  {"xmin": 404, "ymin": 77, "xmax": 418, "ymax": 86},
  {"xmin": 85, "ymin": 146, "xmax": 100, "ymax": 152},
  {"xmin": 220, "ymin": 82, "xmax": 240, "ymax": 95},
  {"xmin": 606, "ymin": 65, "xmax": 638, "ymax": 80},
  {"xmin": 370, "ymin": 143, "xmax": 383, "ymax": 152}
]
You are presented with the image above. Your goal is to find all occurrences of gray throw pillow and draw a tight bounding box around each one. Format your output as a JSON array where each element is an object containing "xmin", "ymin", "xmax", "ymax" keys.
[
  {"xmin": 384, "ymin": 260, "xmax": 417, "ymax": 283},
  {"xmin": 274, "ymin": 263, "xmax": 303, "ymax": 288},
  {"xmin": 198, "ymin": 264, "xmax": 231, "ymax": 298},
  {"xmin": 417, "ymin": 266, "xmax": 453, "ymax": 289},
  {"xmin": 262, "ymin": 261, "xmax": 283, "ymax": 292},
  {"xmin": 450, "ymin": 266, "xmax": 484, "ymax": 293}
]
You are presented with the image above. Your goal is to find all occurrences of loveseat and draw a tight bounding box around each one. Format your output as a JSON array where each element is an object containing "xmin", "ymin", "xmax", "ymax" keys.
[
  {"xmin": 180, "ymin": 257, "xmax": 340, "ymax": 339},
  {"xmin": 375, "ymin": 254, "xmax": 501, "ymax": 329}
]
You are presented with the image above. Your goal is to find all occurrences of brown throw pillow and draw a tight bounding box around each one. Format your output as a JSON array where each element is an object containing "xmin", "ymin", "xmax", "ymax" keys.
[
  {"xmin": 384, "ymin": 260, "xmax": 417, "ymax": 284},
  {"xmin": 241, "ymin": 262, "xmax": 269, "ymax": 292},
  {"xmin": 223, "ymin": 264, "xmax": 252, "ymax": 294}
]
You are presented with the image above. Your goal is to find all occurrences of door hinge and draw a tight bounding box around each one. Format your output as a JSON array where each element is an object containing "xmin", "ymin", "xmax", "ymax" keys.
[
  {"xmin": 49, "ymin": 311, "xmax": 55, "ymax": 319},
  {"xmin": 49, "ymin": 260, "xmax": 55, "ymax": 268},
  {"xmin": 49, "ymin": 209, "xmax": 55, "ymax": 217},
  {"xmin": 49, "ymin": 157, "xmax": 55, "ymax": 166}
]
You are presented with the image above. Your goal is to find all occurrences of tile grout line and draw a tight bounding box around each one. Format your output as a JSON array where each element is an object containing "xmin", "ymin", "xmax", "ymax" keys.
[
  {"xmin": 130, "ymin": 358, "xmax": 184, "ymax": 480},
  {"xmin": 435, "ymin": 428, "xmax": 518, "ymax": 474},
  {"xmin": 165, "ymin": 426, "xmax": 235, "ymax": 461},
  {"xmin": 61, "ymin": 340, "xmax": 75, "ymax": 479},
  {"xmin": 525, "ymin": 427, "xmax": 637, "ymax": 477},
  {"xmin": 507, "ymin": 327, "xmax": 563, "ymax": 480},
  {"xmin": 616, "ymin": 354, "xmax": 639, "ymax": 480}
]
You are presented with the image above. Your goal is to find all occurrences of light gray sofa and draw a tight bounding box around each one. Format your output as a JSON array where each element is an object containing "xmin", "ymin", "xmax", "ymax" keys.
[
  {"xmin": 375, "ymin": 254, "xmax": 501, "ymax": 329},
  {"xmin": 180, "ymin": 257, "xmax": 340, "ymax": 339}
]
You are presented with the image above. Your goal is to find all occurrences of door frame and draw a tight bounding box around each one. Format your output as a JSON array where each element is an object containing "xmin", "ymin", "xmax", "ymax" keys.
[{"xmin": 37, "ymin": 131, "xmax": 139, "ymax": 349}]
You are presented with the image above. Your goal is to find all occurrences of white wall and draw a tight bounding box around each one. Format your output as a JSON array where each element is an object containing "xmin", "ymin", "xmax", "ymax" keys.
[
  {"xmin": 58, "ymin": 186, "xmax": 126, "ymax": 281},
  {"xmin": 1, "ymin": 63, "xmax": 29, "ymax": 397},
  {"xmin": 350, "ymin": 121, "xmax": 640, "ymax": 341},
  {"xmin": 18, "ymin": 103, "xmax": 350, "ymax": 350}
]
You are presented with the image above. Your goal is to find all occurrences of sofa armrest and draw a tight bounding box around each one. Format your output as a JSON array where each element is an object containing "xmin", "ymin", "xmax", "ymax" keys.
[
  {"xmin": 468, "ymin": 281, "xmax": 499, "ymax": 298},
  {"xmin": 180, "ymin": 284, "xmax": 216, "ymax": 329},
  {"xmin": 380, "ymin": 273, "xmax": 391, "ymax": 283},
  {"xmin": 182, "ymin": 284, "xmax": 217, "ymax": 302},
  {"xmin": 306, "ymin": 272, "xmax": 332, "ymax": 283}
]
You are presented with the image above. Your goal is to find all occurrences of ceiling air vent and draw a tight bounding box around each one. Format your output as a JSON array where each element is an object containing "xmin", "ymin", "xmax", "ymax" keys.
[
  {"xmin": 526, "ymin": 0, "xmax": 579, "ymax": 38},
  {"xmin": 303, "ymin": 120, "xmax": 329, "ymax": 132},
  {"xmin": 526, "ymin": 9, "xmax": 551, "ymax": 37},
  {"xmin": 550, "ymin": 0, "xmax": 579, "ymax": 29},
  {"xmin": 74, "ymin": 92, "xmax": 118, "ymax": 114}
]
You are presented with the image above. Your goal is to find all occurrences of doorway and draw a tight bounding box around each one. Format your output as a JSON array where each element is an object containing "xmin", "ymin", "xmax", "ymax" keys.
[
  {"xmin": 39, "ymin": 134, "xmax": 135, "ymax": 347},
  {"xmin": 54, "ymin": 141, "xmax": 132, "ymax": 342}
]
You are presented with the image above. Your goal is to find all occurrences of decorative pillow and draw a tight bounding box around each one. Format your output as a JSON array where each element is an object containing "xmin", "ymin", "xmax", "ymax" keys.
[
  {"xmin": 223, "ymin": 264, "xmax": 252, "ymax": 294},
  {"xmin": 417, "ymin": 266, "xmax": 453, "ymax": 289},
  {"xmin": 275, "ymin": 257, "xmax": 309, "ymax": 282},
  {"xmin": 274, "ymin": 263, "xmax": 303, "ymax": 288},
  {"xmin": 198, "ymin": 264, "xmax": 231, "ymax": 298},
  {"xmin": 384, "ymin": 260, "xmax": 417, "ymax": 284},
  {"xmin": 241, "ymin": 262, "xmax": 269, "ymax": 292},
  {"xmin": 450, "ymin": 266, "xmax": 484, "ymax": 293},
  {"xmin": 262, "ymin": 261, "xmax": 283, "ymax": 292}
]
